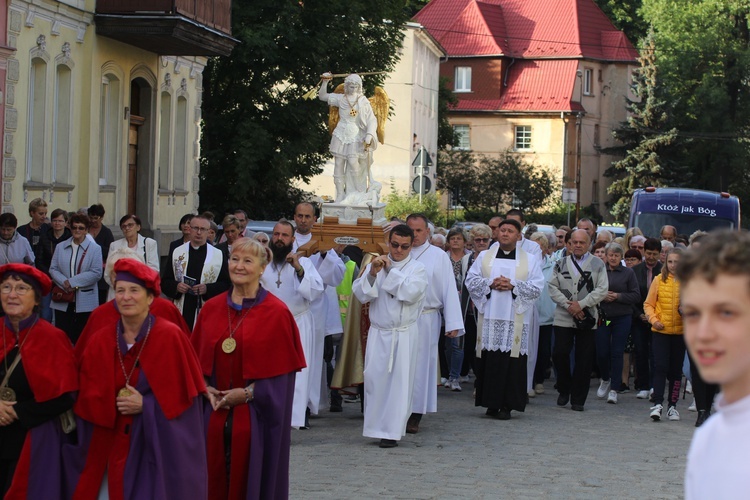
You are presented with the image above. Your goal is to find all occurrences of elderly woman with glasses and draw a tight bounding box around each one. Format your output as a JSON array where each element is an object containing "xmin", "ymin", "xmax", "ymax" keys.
[
  {"xmin": 49, "ymin": 213, "xmax": 103, "ymax": 345},
  {"xmin": 109, "ymin": 215, "xmax": 160, "ymax": 297},
  {"xmin": 0, "ymin": 264, "xmax": 77, "ymax": 498}
]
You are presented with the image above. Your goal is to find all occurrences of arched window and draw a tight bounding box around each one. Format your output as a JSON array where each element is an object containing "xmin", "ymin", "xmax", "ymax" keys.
[
  {"xmin": 173, "ymin": 95, "xmax": 188, "ymax": 191},
  {"xmin": 158, "ymin": 91, "xmax": 172, "ymax": 189},
  {"xmin": 53, "ymin": 64, "xmax": 72, "ymax": 183},
  {"xmin": 27, "ymin": 58, "xmax": 47, "ymax": 182},
  {"xmin": 99, "ymin": 73, "xmax": 122, "ymax": 185}
]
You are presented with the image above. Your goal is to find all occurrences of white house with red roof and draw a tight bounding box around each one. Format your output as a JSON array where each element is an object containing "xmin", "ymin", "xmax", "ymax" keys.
[{"xmin": 415, "ymin": 0, "xmax": 639, "ymax": 219}]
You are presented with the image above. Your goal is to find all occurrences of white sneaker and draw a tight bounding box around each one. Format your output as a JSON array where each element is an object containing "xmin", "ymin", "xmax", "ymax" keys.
[
  {"xmin": 534, "ymin": 383, "xmax": 545, "ymax": 395},
  {"xmin": 686, "ymin": 380, "xmax": 693, "ymax": 394},
  {"xmin": 459, "ymin": 375, "xmax": 471, "ymax": 384},
  {"xmin": 597, "ymin": 379, "xmax": 611, "ymax": 398},
  {"xmin": 607, "ymin": 390, "xmax": 618, "ymax": 404},
  {"xmin": 636, "ymin": 390, "xmax": 650, "ymax": 399},
  {"xmin": 442, "ymin": 378, "xmax": 450, "ymax": 388},
  {"xmin": 650, "ymin": 404, "xmax": 663, "ymax": 421},
  {"xmin": 667, "ymin": 406, "xmax": 680, "ymax": 421},
  {"xmin": 450, "ymin": 379, "xmax": 462, "ymax": 392},
  {"xmin": 528, "ymin": 389, "xmax": 536, "ymax": 398},
  {"xmin": 688, "ymin": 398, "xmax": 697, "ymax": 412}
]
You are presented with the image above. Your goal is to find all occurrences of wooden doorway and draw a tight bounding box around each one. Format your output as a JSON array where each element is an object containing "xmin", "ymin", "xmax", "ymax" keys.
[{"xmin": 127, "ymin": 115, "xmax": 145, "ymax": 216}]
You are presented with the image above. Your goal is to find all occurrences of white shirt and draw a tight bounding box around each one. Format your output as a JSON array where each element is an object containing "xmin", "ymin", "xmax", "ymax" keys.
[
  {"xmin": 410, "ymin": 241, "xmax": 464, "ymax": 333},
  {"xmin": 260, "ymin": 257, "xmax": 324, "ymax": 316},
  {"xmin": 686, "ymin": 392, "xmax": 750, "ymax": 500}
]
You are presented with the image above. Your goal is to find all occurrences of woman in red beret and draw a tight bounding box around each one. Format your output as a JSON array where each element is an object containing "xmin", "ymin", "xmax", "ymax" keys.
[
  {"xmin": 0, "ymin": 263, "xmax": 77, "ymax": 499},
  {"xmin": 71, "ymin": 259, "xmax": 208, "ymax": 499},
  {"xmin": 191, "ymin": 238, "xmax": 306, "ymax": 499}
]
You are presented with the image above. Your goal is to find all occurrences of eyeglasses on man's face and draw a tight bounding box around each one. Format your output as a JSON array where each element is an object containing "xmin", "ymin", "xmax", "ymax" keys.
[
  {"xmin": 389, "ymin": 241, "xmax": 411, "ymax": 251},
  {"xmin": 191, "ymin": 226, "xmax": 209, "ymax": 233}
]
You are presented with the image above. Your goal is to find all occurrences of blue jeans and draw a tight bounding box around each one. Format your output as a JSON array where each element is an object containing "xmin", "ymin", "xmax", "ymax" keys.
[
  {"xmin": 444, "ymin": 336, "xmax": 464, "ymax": 380},
  {"xmin": 595, "ymin": 315, "xmax": 632, "ymax": 390}
]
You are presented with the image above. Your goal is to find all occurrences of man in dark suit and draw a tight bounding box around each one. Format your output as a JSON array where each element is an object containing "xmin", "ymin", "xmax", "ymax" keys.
[{"xmin": 631, "ymin": 237, "xmax": 663, "ymax": 400}]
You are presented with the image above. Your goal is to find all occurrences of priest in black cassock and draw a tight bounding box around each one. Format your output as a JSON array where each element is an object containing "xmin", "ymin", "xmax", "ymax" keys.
[
  {"xmin": 161, "ymin": 214, "xmax": 230, "ymax": 330},
  {"xmin": 465, "ymin": 219, "xmax": 544, "ymax": 420}
]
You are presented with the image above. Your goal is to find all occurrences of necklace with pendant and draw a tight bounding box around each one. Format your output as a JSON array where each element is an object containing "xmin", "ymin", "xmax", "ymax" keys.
[
  {"xmin": 345, "ymin": 94, "xmax": 358, "ymax": 117},
  {"xmin": 222, "ymin": 302, "xmax": 254, "ymax": 354},
  {"xmin": 0, "ymin": 319, "xmax": 38, "ymax": 403},
  {"xmin": 272, "ymin": 262, "xmax": 287, "ymax": 288},
  {"xmin": 115, "ymin": 317, "xmax": 153, "ymax": 398}
]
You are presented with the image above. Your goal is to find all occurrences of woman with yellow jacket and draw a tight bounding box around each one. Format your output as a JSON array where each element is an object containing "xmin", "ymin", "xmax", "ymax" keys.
[{"xmin": 644, "ymin": 247, "xmax": 684, "ymax": 422}]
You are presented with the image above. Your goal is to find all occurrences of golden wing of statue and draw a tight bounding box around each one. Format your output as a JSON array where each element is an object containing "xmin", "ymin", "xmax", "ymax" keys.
[
  {"xmin": 368, "ymin": 86, "xmax": 389, "ymax": 144},
  {"xmin": 327, "ymin": 84, "xmax": 345, "ymax": 136}
]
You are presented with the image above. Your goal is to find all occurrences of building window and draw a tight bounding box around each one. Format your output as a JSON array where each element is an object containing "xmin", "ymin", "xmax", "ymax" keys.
[
  {"xmin": 173, "ymin": 96, "xmax": 188, "ymax": 191},
  {"xmin": 53, "ymin": 64, "xmax": 72, "ymax": 184},
  {"xmin": 453, "ymin": 125, "xmax": 470, "ymax": 150},
  {"xmin": 454, "ymin": 67, "xmax": 471, "ymax": 92},
  {"xmin": 158, "ymin": 92, "xmax": 172, "ymax": 189},
  {"xmin": 27, "ymin": 58, "xmax": 47, "ymax": 182},
  {"xmin": 514, "ymin": 125, "xmax": 531, "ymax": 150},
  {"xmin": 99, "ymin": 74, "xmax": 121, "ymax": 185},
  {"xmin": 583, "ymin": 68, "xmax": 593, "ymax": 95}
]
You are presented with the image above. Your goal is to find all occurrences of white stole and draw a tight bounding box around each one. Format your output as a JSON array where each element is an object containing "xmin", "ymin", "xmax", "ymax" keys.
[
  {"xmin": 171, "ymin": 243, "xmax": 224, "ymax": 314},
  {"xmin": 476, "ymin": 247, "xmax": 529, "ymax": 358}
]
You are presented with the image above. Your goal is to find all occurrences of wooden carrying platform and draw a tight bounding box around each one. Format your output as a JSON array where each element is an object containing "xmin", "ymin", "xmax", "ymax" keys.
[{"xmin": 296, "ymin": 217, "xmax": 388, "ymax": 256}]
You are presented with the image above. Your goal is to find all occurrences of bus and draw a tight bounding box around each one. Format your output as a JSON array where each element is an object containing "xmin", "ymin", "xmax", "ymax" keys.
[{"xmin": 628, "ymin": 187, "xmax": 741, "ymax": 238}]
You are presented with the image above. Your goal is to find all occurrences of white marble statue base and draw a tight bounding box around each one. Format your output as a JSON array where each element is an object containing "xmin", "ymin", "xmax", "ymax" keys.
[{"xmin": 321, "ymin": 203, "xmax": 387, "ymax": 226}]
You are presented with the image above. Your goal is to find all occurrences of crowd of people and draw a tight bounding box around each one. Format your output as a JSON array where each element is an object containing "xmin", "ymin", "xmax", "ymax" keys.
[{"xmin": 0, "ymin": 196, "xmax": 743, "ymax": 498}]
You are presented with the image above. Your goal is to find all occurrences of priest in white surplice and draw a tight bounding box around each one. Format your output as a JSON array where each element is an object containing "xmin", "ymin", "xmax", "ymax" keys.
[
  {"xmin": 405, "ymin": 214, "xmax": 464, "ymax": 434},
  {"xmin": 161, "ymin": 214, "xmax": 230, "ymax": 330},
  {"xmin": 353, "ymin": 224, "xmax": 427, "ymax": 448},
  {"xmin": 466, "ymin": 218, "xmax": 544, "ymax": 420},
  {"xmin": 292, "ymin": 203, "xmax": 346, "ymax": 411},
  {"xmin": 261, "ymin": 220, "xmax": 324, "ymax": 429}
]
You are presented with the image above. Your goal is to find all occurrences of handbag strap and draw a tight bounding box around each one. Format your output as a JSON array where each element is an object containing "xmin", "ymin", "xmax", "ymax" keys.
[
  {"xmin": 570, "ymin": 257, "xmax": 593, "ymax": 293},
  {"xmin": 0, "ymin": 352, "xmax": 22, "ymax": 390}
]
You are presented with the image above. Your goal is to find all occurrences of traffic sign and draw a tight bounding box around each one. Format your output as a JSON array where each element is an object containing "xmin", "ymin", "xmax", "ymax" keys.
[
  {"xmin": 562, "ymin": 188, "xmax": 577, "ymax": 204},
  {"xmin": 412, "ymin": 175, "xmax": 432, "ymax": 195}
]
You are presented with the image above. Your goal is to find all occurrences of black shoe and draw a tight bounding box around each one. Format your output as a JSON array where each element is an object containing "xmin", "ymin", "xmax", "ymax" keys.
[
  {"xmin": 557, "ymin": 393, "xmax": 570, "ymax": 407},
  {"xmin": 301, "ymin": 407, "xmax": 311, "ymax": 429},
  {"xmin": 695, "ymin": 410, "xmax": 710, "ymax": 428},
  {"xmin": 618, "ymin": 383, "xmax": 630, "ymax": 394},
  {"xmin": 486, "ymin": 408, "xmax": 499, "ymax": 417},
  {"xmin": 330, "ymin": 403, "xmax": 343, "ymax": 413},
  {"xmin": 497, "ymin": 409, "xmax": 511, "ymax": 420},
  {"xmin": 571, "ymin": 404, "xmax": 584, "ymax": 412},
  {"xmin": 379, "ymin": 439, "xmax": 398, "ymax": 448}
]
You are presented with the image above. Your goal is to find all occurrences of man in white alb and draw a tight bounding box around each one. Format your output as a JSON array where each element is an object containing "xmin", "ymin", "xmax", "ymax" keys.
[
  {"xmin": 404, "ymin": 214, "xmax": 464, "ymax": 434},
  {"xmin": 292, "ymin": 202, "xmax": 346, "ymax": 411},
  {"xmin": 261, "ymin": 219, "xmax": 324, "ymax": 429},
  {"xmin": 466, "ymin": 218, "xmax": 544, "ymax": 419},
  {"xmin": 353, "ymin": 224, "xmax": 427, "ymax": 448}
]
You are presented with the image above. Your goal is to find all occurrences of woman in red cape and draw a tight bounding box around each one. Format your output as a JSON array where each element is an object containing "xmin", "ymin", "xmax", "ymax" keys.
[
  {"xmin": 0, "ymin": 264, "xmax": 77, "ymax": 499},
  {"xmin": 191, "ymin": 238, "xmax": 306, "ymax": 499},
  {"xmin": 70, "ymin": 259, "xmax": 208, "ymax": 499}
]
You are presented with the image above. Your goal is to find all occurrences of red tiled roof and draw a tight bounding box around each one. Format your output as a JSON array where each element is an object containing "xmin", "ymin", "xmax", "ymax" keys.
[
  {"xmin": 452, "ymin": 60, "xmax": 585, "ymax": 113},
  {"xmin": 415, "ymin": 0, "xmax": 638, "ymax": 62},
  {"xmin": 499, "ymin": 60, "xmax": 585, "ymax": 111}
]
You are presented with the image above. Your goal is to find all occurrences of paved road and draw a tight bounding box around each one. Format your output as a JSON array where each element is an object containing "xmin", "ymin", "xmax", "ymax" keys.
[{"xmin": 289, "ymin": 378, "xmax": 695, "ymax": 499}]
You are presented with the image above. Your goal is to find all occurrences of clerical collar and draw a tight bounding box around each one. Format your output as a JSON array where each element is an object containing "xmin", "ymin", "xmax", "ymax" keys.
[
  {"xmin": 4, "ymin": 314, "xmax": 38, "ymax": 334},
  {"xmin": 295, "ymin": 232, "xmax": 312, "ymax": 247},
  {"xmin": 190, "ymin": 243, "xmax": 206, "ymax": 251},
  {"xmin": 227, "ymin": 285, "xmax": 268, "ymax": 311},
  {"xmin": 495, "ymin": 246, "xmax": 516, "ymax": 258},
  {"xmin": 389, "ymin": 254, "xmax": 412, "ymax": 269}
]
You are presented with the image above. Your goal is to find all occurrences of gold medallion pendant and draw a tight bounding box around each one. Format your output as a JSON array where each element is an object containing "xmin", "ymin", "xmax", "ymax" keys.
[
  {"xmin": 222, "ymin": 337, "xmax": 237, "ymax": 354},
  {"xmin": 0, "ymin": 387, "xmax": 16, "ymax": 402},
  {"xmin": 117, "ymin": 387, "xmax": 133, "ymax": 398},
  {"xmin": 349, "ymin": 108, "xmax": 357, "ymax": 117}
]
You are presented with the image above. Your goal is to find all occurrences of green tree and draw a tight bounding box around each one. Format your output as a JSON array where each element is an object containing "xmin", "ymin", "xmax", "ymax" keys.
[
  {"xmin": 438, "ymin": 149, "xmax": 557, "ymax": 221},
  {"xmin": 639, "ymin": 0, "xmax": 750, "ymax": 200},
  {"xmin": 594, "ymin": 0, "xmax": 648, "ymax": 42},
  {"xmin": 200, "ymin": 0, "xmax": 408, "ymax": 219},
  {"xmin": 383, "ymin": 191, "xmax": 445, "ymax": 227},
  {"xmin": 603, "ymin": 33, "xmax": 688, "ymax": 222}
]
